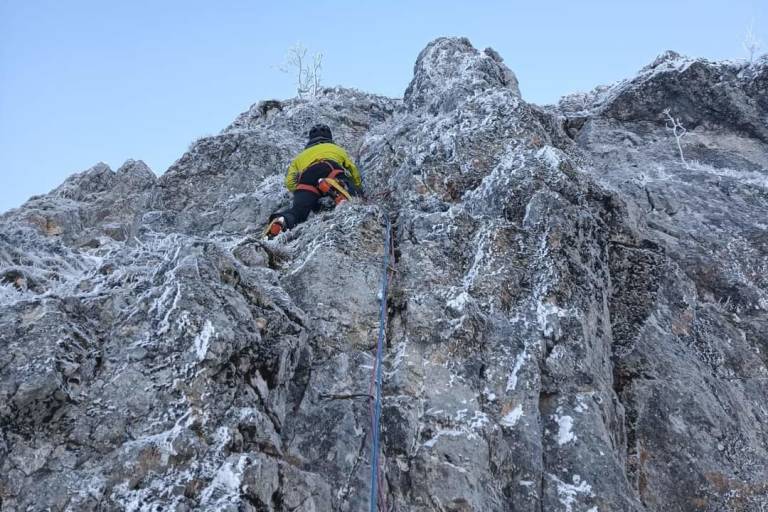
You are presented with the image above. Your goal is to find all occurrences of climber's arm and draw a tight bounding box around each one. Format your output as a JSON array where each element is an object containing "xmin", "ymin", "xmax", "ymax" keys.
[
  {"xmin": 285, "ymin": 159, "xmax": 300, "ymax": 192},
  {"xmin": 342, "ymin": 152, "xmax": 363, "ymax": 188}
]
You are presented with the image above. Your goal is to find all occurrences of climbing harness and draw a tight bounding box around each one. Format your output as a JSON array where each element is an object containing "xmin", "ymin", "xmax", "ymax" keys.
[
  {"xmin": 261, "ymin": 166, "xmax": 356, "ymax": 238},
  {"xmin": 316, "ymin": 166, "xmax": 354, "ymax": 204},
  {"xmin": 295, "ymin": 183, "xmax": 321, "ymax": 195},
  {"xmin": 318, "ymin": 177, "xmax": 353, "ymax": 204},
  {"xmin": 369, "ymin": 213, "xmax": 393, "ymax": 512}
]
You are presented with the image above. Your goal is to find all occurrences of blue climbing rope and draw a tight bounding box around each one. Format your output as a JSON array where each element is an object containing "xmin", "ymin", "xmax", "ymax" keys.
[{"xmin": 370, "ymin": 214, "xmax": 392, "ymax": 512}]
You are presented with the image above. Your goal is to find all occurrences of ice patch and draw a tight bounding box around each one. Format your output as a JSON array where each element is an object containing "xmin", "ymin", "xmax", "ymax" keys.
[
  {"xmin": 385, "ymin": 341, "xmax": 408, "ymax": 376},
  {"xmin": 537, "ymin": 300, "xmax": 569, "ymax": 338},
  {"xmin": 536, "ymin": 146, "xmax": 562, "ymax": 170},
  {"xmin": 213, "ymin": 426, "xmax": 232, "ymax": 452},
  {"xmin": 555, "ymin": 412, "xmax": 576, "ymax": 445},
  {"xmin": 447, "ymin": 290, "xmax": 470, "ymax": 311},
  {"xmin": 687, "ymin": 160, "xmax": 768, "ymax": 190},
  {"xmin": 483, "ymin": 386, "xmax": 497, "ymax": 401},
  {"xmin": 288, "ymin": 239, "xmax": 324, "ymax": 276},
  {"xmin": 156, "ymin": 283, "xmax": 181, "ymax": 335},
  {"xmin": 462, "ymin": 228, "xmax": 493, "ymax": 289},
  {"xmin": 123, "ymin": 410, "xmax": 193, "ymax": 466},
  {"xmin": 550, "ymin": 474, "xmax": 594, "ymax": 512},
  {"xmin": 469, "ymin": 410, "xmax": 490, "ymax": 430},
  {"xmin": 423, "ymin": 429, "xmax": 465, "ymax": 448},
  {"xmin": 505, "ymin": 352, "xmax": 527, "ymax": 391},
  {"xmin": 574, "ymin": 395, "xmax": 588, "ymax": 413},
  {"xmin": 193, "ymin": 320, "xmax": 216, "ymax": 361},
  {"xmin": 199, "ymin": 455, "xmax": 248, "ymax": 506},
  {"xmin": 500, "ymin": 405, "xmax": 523, "ymax": 427},
  {"xmin": 423, "ymin": 409, "xmax": 489, "ymax": 448}
]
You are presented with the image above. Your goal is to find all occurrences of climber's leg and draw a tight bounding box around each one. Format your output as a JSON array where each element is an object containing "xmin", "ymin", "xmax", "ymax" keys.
[
  {"xmin": 278, "ymin": 188, "xmax": 321, "ymax": 228},
  {"xmin": 270, "ymin": 162, "xmax": 332, "ymax": 229}
]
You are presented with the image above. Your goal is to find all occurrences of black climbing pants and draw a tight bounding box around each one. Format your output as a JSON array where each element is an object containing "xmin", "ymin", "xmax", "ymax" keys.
[{"xmin": 272, "ymin": 161, "xmax": 348, "ymax": 229}]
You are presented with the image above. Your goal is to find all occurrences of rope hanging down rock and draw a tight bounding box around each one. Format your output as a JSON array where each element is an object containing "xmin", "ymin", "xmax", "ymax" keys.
[{"xmin": 369, "ymin": 213, "xmax": 393, "ymax": 512}]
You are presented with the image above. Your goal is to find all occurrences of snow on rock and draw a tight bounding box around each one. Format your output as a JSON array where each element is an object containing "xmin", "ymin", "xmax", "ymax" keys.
[
  {"xmin": 404, "ymin": 37, "xmax": 520, "ymax": 114},
  {"xmin": 549, "ymin": 473, "xmax": 594, "ymax": 512},
  {"xmin": 500, "ymin": 404, "xmax": 524, "ymax": 428},
  {"xmin": 555, "ymin": 409, "xmax": 576, "ymax": 446},
  {"xmin": 1, "ymin": 36, "xmax": 767, "ymax": 512},
  {"xmin": 193, "ymin": 319, "xmax": 216, "ymax": 361},
  {"xmin": 505, "ymin": 351, "xmax": 527, "ymax": 392},
  {"xmin": 198, "ymin": 455, "xmax": 249, "ymax": 508}
]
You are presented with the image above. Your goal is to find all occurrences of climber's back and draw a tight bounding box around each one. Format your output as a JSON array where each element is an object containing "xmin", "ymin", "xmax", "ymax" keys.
[{"xmin": 284, "ymin": 126, "xmax": 362, "ymax": 192}]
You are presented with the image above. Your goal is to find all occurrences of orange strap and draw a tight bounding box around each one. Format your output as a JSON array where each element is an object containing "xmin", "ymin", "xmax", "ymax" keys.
[
  {"xmin": 324, "ymin": 160, "xmax": 338, "ymax": 174},
  {"xmin": 296, "ymin": 183, "xmax": 321, "ymax": 195},
  {"xmin": 296, "ymin": 160, "xmax": 343, "ymax": 190},
  {"xmin": 327, "ymin": 168, "xmax": 344, "ymax": 180}
]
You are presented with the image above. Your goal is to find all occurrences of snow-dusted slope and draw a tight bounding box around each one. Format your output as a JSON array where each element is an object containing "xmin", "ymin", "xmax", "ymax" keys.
[{"xmin": 1, "ymin": 37, "xmax": 767, "ymax": 511}]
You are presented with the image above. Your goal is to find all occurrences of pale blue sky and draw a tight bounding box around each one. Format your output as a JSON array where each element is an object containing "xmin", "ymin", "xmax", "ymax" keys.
[{"xmin": 1, "ymin": 0, "xmax": 765, "ymax": 213}]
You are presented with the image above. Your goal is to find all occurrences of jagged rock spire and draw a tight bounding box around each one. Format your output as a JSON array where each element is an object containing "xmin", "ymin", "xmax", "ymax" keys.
[{"xmin": 404, "ymin": 36, "xmax": 520, "ymax": 114}]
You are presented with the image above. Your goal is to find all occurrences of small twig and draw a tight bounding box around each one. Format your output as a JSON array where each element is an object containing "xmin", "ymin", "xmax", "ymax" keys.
[
  {"xmin": 662, "ymin": 108, "xmax": 688, "ymax": 168},
  {"xmin": 744, "ymin": 19, "xmax": 763, "ymax": 63}
]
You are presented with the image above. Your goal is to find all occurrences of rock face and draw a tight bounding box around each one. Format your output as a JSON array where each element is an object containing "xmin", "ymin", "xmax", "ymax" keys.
[{"xmin": 1, "ymin": 37, "xmax": 766, "ymax": 511}]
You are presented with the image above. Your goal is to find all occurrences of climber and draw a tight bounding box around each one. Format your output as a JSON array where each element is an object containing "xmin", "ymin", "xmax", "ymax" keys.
[{"xmin": 263, "ymin": 123, "xmax": 362, "ymax": 238}]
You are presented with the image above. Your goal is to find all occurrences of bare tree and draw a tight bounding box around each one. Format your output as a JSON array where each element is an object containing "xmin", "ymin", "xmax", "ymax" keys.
[
  {"xmin": 662, "ymin": 108, "xmax": 688, "ymax": 168},
  {"xmin": 310, "ymin": 51, "xmax": 323, "ymax": 97},
  {"xmin": 279, "ymin": 42, "xmax": 324, "ymax": 98},
  {"xmin": 743, "ymin": 20, "xmax": 763, "ymax": 63}
]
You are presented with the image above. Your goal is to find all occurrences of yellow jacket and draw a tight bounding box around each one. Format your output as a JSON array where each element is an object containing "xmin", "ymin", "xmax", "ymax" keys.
[{"xmin": 285, "ymin": 143, "xmax": 362, "ymax": 192}]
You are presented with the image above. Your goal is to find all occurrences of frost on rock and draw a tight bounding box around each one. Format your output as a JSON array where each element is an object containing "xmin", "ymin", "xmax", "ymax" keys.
[
  {"xmin": 193, "ymin": 319, "xmax": 216, "ymax": 361},
  {"xmin": 555, "ymin": 49, "xmax": 768, "ymax": 143},
  {"xmin": 505, "ymin": 351, "xmax": 527, "ymax": 392},
  {"xmin": 550, "ymin": 474, "xmax": 594, "ymax": 512},
  {"xmin": 404, "ymin": 37, "xmax": 521, "ymax": 115},
  {"xmin": 555, "ymin": 411, "xmax": 576, "ymax": 446},
  {"xmin": 1, "ymin": 36, "xmax": 767, "ymax": 512},
  {"xmin": 500, "ymin": 404, "xmax": 523, "ymax": 428}
]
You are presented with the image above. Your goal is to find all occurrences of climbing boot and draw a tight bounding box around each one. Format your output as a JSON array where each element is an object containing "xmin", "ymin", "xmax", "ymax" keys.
[{"xmin": 262, "ymin": 217, "xmax": 285, "ymax": 239}]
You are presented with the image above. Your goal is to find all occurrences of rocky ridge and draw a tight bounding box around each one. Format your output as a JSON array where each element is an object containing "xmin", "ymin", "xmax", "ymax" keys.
[{"xmin": 1, "ymin": 37, "xmax": 767, "ymax": 511}]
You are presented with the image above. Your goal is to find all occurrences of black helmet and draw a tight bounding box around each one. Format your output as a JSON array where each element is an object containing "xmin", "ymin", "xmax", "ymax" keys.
[{"xmin": 307, "ymin": 123, "xmax": 332, "ymax": 146}]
